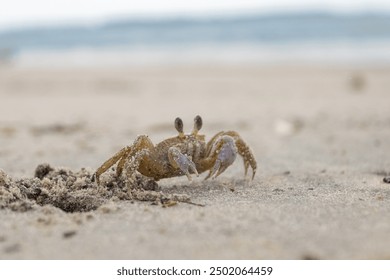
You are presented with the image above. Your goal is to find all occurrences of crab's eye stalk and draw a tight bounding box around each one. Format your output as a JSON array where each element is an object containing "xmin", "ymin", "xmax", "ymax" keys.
[
  {"xmin": 192, "ymin": 115, "xmax": 202, "ymax": 135},
  {"xmin": 175, "ymin": 117, "xmax": 185, "ymax": 138}
]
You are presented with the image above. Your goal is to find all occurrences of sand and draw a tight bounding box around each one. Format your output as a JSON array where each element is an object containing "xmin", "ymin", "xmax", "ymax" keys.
[{"xmin": 0, "ymin": 64, "xmax": 390, "ymax": 259}]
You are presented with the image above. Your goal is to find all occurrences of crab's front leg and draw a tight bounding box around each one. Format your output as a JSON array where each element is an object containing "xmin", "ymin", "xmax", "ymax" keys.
[
  {"xmin": 93, "ymin": 145, "xmax": 130, "ymax": 184},
  {"xmin": 93, "ymin": 135, "xmax": 154, "ymax": 184},
  {"xmin": 168, "ymin": 146, "xmax": 199, "ymax": 181},
  {"xmin": 204, "ymin": 131, "xmax": 257, "ymax": 180},
  {"xmin": 204, "ymin": 135, "xmax": 237, "ymax": 179}
]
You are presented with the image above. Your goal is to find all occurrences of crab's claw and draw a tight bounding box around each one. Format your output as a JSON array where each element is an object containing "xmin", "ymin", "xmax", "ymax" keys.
[
  {"xmin": 206, "ymin": 135, "xmax": 237, "ymax": 180},
  {"xmin": 168, "ymin": 147, "xmax": 199, "ymax": 181}
]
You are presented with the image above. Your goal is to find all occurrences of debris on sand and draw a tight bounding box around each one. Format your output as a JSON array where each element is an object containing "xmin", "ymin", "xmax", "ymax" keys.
[{"xmin": 0, "ymin": 164, "xmax": 197, "ymax": 213}]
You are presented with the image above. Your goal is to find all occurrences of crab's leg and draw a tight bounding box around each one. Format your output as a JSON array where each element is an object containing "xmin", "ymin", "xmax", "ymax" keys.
[
  {"xmin": 93, "ymin": 146, "xmax": 130, "ymax": 184},
  {"xmin": 205, "ymin": 131, "xmax": 257, "ymax": 180},
  {"xmin": 93, "ymin": 135, "xmax": 154, "ymax": 184},
  {"xmin": 116, "ymin": 135, "xmax": 154, "ymax": 177},
  {"xmin": 236, "ymin": 137, "xmax": 257, "ymax": 179},
  {"xmin": 204, "ymin": 135, "xmax": 237, "ymax": 180},
  {"xmin": 205, "ymin": 131, "xmax": 224, "ymax": 155},
  {"xmin": 168, "ymin": 146, "xmax": 199, "ymax": 181}
]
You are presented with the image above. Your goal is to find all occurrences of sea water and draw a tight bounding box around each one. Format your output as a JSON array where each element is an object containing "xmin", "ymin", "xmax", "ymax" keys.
[{"xmin": 1, "ymin": 12, "xmax": 390, "ymax": 66}]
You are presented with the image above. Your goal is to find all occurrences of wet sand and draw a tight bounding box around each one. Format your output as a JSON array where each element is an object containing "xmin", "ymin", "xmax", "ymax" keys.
[{"xmin": 0, "ymin": 64, "xmax": 390, "ymax": 259}]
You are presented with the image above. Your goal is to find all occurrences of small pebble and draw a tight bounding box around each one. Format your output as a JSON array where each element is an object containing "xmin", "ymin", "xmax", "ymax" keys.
[{"xmin": 63, "ymin": 230, "xmax": 77, "ymax": 239}]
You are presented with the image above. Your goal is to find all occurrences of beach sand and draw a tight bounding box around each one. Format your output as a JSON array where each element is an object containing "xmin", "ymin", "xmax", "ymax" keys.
[{"xmin": 0, "ymin": 64, "xmax": 390, "ymax": 259}]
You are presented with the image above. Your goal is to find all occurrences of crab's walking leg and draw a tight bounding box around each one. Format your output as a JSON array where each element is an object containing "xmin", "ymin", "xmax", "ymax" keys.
[
  {"xmin": 93, "ymin": 146, "xmax": 130, "ymax": 184},
  {"xmin": 116, "ymin": 135, "xmax": 154, "ymax": 177},
  {"xmin": 168, "ymin": 146, "xmax": 198, "ymax": 181},
  {"xmin": 205, "ymin": 131, "xmax": 257, "ymax": 180},
  {"xmin": 93, "ymin": 135, "xmax": 154, "ymax": 184}
]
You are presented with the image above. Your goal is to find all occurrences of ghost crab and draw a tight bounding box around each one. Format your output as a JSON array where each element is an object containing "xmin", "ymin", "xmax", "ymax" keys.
[{"xmin": 93, "ymin": 116, "xmax": 257, "ymax": 185}]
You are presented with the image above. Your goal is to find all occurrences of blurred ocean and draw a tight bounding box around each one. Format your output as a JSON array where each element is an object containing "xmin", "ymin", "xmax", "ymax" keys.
[{"xmin": 1, "ymin": 12, "xmax": 390, "ymax": 66}]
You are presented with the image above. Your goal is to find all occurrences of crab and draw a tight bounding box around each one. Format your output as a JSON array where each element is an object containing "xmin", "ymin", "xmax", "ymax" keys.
[{"xmin": 93, "ymin": 116, "xmax": 257, "ymax": 185}]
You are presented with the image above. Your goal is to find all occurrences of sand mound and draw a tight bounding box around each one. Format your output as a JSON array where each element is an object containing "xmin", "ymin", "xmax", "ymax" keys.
[{"xmin": 0, "ymin": 164, "xmax": 193, "ymax": 213}]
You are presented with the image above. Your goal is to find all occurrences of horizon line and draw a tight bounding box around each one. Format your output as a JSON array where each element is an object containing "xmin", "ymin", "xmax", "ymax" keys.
[{"xmin": 1, "ymin": 7, "xmax": 390, "ymax": 33}]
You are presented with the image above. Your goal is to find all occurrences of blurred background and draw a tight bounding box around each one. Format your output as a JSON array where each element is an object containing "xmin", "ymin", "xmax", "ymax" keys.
[
  {"xmin": 0, "ymin": 0, "xmax": 390, "ymax": 177},
  {"xmin": 1, "ymin": 0, "xmax": 390, "ymax": 66}
]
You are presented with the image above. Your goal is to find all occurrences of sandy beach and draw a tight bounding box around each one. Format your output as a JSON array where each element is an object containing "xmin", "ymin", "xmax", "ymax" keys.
[{"xmin": 0, "ymin": 63, "xmax": 390, "ymax": 259}]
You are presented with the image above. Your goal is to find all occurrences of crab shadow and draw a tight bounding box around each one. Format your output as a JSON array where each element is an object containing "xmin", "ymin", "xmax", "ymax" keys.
[{"xmin": 159, "ymin": 175, "xmax": 251, "ymax": 202}]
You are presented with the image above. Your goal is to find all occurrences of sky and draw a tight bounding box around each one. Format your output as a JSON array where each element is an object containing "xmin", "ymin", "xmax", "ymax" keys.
[{"xmin": 1, "ymin": 0, "xmax": 390, "ymax": 31}]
